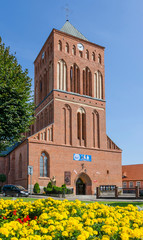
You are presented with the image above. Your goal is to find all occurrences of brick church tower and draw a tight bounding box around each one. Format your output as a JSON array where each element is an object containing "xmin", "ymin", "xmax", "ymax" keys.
[{"xmin": 0, "ymin": 21, "xmax": 122, "ymax": 194}]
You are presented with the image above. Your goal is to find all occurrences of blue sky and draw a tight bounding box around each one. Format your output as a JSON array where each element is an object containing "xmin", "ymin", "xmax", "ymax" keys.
[{"xmin": 0, "ymin": 0, "xmax": 143, "ymax": 165}]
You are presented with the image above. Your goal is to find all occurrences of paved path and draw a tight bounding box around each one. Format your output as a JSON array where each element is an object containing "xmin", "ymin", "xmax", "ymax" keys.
[{"xmin": 29, "ymin": 194, "xmax": 143, "ymax": 202}]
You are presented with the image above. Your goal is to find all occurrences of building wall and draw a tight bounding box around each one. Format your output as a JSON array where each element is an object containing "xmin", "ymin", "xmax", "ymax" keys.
[{"xmin": 28, "ymin": 141, "xmax": 122, "ymax": 194}]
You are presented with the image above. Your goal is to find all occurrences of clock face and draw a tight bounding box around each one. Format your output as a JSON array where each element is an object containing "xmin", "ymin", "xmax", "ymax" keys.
[{"xmin": 77, "ymin": 43, "xmax": 84, "ymax": 51}]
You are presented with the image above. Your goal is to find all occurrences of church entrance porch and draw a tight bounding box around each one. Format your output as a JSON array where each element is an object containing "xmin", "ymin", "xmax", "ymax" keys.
[{"xmin": 75, "ymin": 173, "xmax": 92, "ymax": 195}]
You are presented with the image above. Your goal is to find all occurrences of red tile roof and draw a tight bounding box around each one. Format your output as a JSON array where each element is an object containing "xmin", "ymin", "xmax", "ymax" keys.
[{"xmin": 122, "ymin": 164, "xmax": 143, "ymax": 181}]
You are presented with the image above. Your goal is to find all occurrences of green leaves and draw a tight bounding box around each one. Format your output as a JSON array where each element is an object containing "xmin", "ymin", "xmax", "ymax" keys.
[{"xmin": 0, "ymin": 37, "xmax": 34, "ymax": 151}]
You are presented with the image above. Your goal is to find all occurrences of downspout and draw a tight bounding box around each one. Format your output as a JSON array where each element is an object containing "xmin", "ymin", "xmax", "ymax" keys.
[{"xmin": 27, "ymin": 139, "xmax": 29, "ymax": 189}]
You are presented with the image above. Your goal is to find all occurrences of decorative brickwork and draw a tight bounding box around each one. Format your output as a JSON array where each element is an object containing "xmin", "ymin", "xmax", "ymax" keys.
[{"xmin": 0, "ymin": 22, "xmax": 122, "ymax": 194}]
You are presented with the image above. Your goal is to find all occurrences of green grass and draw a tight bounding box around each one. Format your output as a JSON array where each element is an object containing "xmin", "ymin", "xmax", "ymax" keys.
[{"xmin": 0, "ymin": 197, "xmax": 38, "ymax": 202}]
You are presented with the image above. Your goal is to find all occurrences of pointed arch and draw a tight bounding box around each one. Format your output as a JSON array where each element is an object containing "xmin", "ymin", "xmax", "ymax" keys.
[
  {"xmin": 77, "ymin": 108, "xmax": 86, "ymax": 145},
  {"xmin": 58, "ymin": 40, "xmax": 62, "ymax": 51},
  {"xmin": 40, "ymin": 152, "xmax": 50, "ymax": 177},
  {"xmin": 63, "ymin": 104, "xmax": 72, "ymax": 145},
  {"xmin": 70, "ymin": 63, "xmax": 80, "ymax": 94},
  {"xmin": 57, "ymin": 59, "xmax": 67, "ymax": 91},
  {"xmin": 72, "ymin": 45, "xmax": 76, "ymax": 55},
  {"xmin": 92, "ymin": 110, "xmax": 100, "ymax": 148},
  {"xmin": 65, "ymin": 42, "xmax": 69, "ymax": 53},
  {"xmin": 83, "ymin": 67, "xmax": 92, "ymax": 97},
  {"xmin": 98, "ymin": 54, "xmax": 101, "ymax": 64},
  {"xmin": 92, "ymin": 52, "xmax": 95, "ymax": 61},
  {"xmin": 94, "ymin": 71, "xmax": 103, "ymax": 99},
  {"xmin": 85, "ymin": 49, "xmax": 89, "ymax": 59}
]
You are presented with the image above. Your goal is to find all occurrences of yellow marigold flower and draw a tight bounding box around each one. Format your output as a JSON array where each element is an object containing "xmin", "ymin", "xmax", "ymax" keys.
[
  {"xmin": 101, "ymin": 235, "xmax": 110, "ymax": 240},
  {"xmin": 62, "ymin": 231, "xmax": 69, "ymax": 237},
  {"xmin": 77, "ymin": 234, "xmax": 86, "ymax": 240}
]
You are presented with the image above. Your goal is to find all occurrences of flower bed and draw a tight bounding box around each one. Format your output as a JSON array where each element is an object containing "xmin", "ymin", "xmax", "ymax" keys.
[{"xmin": 0, "ymin": 198, "xmax": 143, "ymax": 239}]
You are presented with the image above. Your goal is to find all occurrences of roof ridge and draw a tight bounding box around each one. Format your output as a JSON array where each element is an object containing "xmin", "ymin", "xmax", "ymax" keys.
[{"xmin": 60, "ymin": 21, "xmax": 88, "ymax": 41}]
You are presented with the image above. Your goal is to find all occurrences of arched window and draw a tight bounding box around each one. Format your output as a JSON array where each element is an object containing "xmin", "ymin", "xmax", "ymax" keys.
[
  {"xmin": 98, "ymin": 54, "xmax": 101, "ymax": 64},
  {"xmin": 65, "ymin": 42, "xmax": 69, "ymax": 53},
  {"xmin": 79, "ymin": 51, "xmax": 83, "ymax": 58},
  {"xmin": 92, "ymin": 52, "xmax": 95, "ymax": 61},
  {"xmin": 83, "ymin": 67, "xmax": 92, "ymax": 97},
  {"xmin": 40, "ymin": 152, "xmax": 49, "ymax": 177},
  {"xmin": 58, "ymin": 40, "xmax": 62, "ymax": 51},
  {"xmin": 85, "ymin": 50, "xmax": 89, "ymax": 59},
  {"xmin": 72, "ymin": 45, "xmax": 76, "ymax": 55},
  {"xmin": 94, "ymin": 71, "xmax": 103, "ymax": 99},
  {"xmin": 57, "ymin": 59, "xmax": 67, "ymax": 90},
  {"xmin": 92, "ymin": 110, "xmax": 100, "ymax": 148},
  {"xmin": 70, "ymin": 63, "xmax": 80, "ymax": 94},
  {"xmin": 77, "ymin": 108, "xmax": 86, "ymax": 145},
  {"xmin": 63, "ymin": 104, "xmax": 72, "ymax": 145},
  {"xmin": 19, "ymin": 154, "xmax": 22, "ymax": 178}
]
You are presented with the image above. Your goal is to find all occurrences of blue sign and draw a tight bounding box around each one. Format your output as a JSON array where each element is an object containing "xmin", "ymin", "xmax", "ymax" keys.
[{"xmin": 73, "ymin": 154, "xmax": 91, "ymax": 162}]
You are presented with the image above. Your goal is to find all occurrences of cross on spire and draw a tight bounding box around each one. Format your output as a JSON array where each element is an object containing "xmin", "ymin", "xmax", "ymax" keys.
[{"xmin": 65, "ymin": 3, "xmax": 69, "ymax": 21}]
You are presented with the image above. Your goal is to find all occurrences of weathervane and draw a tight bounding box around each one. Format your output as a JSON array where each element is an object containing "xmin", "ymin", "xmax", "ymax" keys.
[{"xmin": 65, "ymin": 3, "xmax": 69, "ymax": 21}]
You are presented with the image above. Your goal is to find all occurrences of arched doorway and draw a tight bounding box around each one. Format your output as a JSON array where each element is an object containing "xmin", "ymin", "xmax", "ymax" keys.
[
  {"xmin": 75, "ymin": 173, "xmax": 92, "ymax": 195},
  {"xmin": 76, "ymin": 178, "xmax": 86, "ymax": 195}
]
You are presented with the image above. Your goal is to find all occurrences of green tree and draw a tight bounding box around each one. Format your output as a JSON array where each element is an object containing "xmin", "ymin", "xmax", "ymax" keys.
[{"xmin": 0, "ymin": 37, "xmax": 34, "ymax": 151}]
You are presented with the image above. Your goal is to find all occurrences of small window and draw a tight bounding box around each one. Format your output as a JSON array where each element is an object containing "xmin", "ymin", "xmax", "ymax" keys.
[
  {"xmin": 65, "ymin": 42, "xmax": 69, "ymax": 53},
  {"xmin": 79, "ymin": 51, "xmax": 83, "ymax": 58},
  {"xmin": 136, "ymin": 181, "xmax": 141, "ymax": 188},
  {"xmin": 98, "ymin": 54, "xmax": 101, "ymax": 64},
  {"xmin": 72, "ymin": 45, "xmax": 76, "ymax": 55},
  {"xmin": 129, "ymin": 181, "xmax": 133, "ymax": 188},
  {"xmin": 123, "ymin": 182, "xmax": 127, "ymax": 188},
  {"xmin": 85, "ymin": 50, "xmax": 89, "ymax": 59},
  {"xmin": 92, "ymin": 52, "xmax": 95, "ymax": 61},
  {"xmin": 58, "ymin": 40, "xmax": 62, "ymax": 51}
]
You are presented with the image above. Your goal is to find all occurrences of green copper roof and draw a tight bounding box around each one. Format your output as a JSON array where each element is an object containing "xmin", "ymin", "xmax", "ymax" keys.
[{"xmin": 60, "ymin": 21, "xmax": 88, "ymax": 41}]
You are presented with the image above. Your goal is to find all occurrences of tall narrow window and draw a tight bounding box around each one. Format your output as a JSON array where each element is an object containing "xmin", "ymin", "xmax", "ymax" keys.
[
  {"xmin": 79, "ymin": 51, "xmax": 83, "ymax": 57},
  {"xmin": 77, "ymin": 108, "xmax": 86, "ymax": 145},
  {"xmin": 85, "ymin": 50, "xmax": 89, "ymax": 59},
  {"xmin": 63, "ymin": 105, "xmax": 72, "ymax": 145},
  {"xmin": 72, "ymin": 45, "xmax": 76, "ymax": 55},
  {"xmin": 94, "ymin": 71, "xmax": 103, "ymax": 99},
  {"xmin": 98, "ymin": 54, "xmax": 101, "ymax": 64},
  {"xmin": 58, "ymin": 40, "xmax": 62, "ymax": 51},
  {"xmin": 83, "ymin": 67, "xmax": 92, "ymax": 97},
  {"xmin": 92, "ymin": 110, "xmax": 100, "ymax": 148},
  {"xmin": 19, "ymin": 154, "xmax": 22, "ymax": 178},
  {"xmin": 92, "ymin": 52, "xmax": 95, "ymax": 61},
  {"xmin": 57, "ymin": 59, "xmax": 67, "ymax": 90},
  {"xmin": 65, "ymin": 42, "xmax": 69, "ymax": 53},
  {"xmin": 70, "ymin": 64, "xmax": 80, "ymax": 94},
  {"xmin": 40, "ymin": 152, "xmax": 49, "ymax": 177}
]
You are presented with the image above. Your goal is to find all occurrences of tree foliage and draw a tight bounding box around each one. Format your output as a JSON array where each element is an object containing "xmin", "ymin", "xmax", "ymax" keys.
[{"xmin": 0, "ymin": 37, "xmax": 34, "ymax": 151}]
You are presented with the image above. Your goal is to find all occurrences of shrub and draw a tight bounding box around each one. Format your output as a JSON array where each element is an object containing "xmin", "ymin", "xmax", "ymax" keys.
[
  {"xmin": 33, "ymin": 183, "xmax": 40, "ymax": 194},
  {"xmin": 47, "ymin": 181, "xmax": 52, "ymax": 188}
]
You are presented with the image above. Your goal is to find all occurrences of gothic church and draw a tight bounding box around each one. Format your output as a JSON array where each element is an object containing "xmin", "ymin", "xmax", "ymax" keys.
[{"xmin": 0, "ymin": 21, "xmax": 122, "ymax": 194}]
